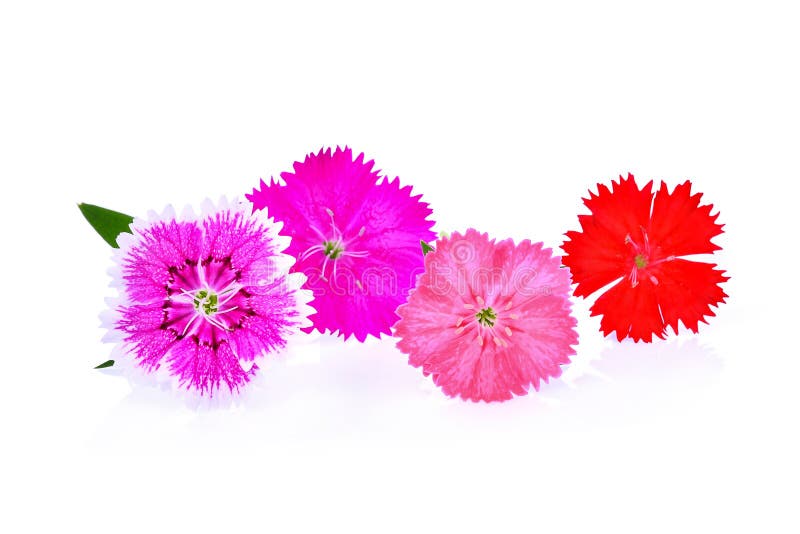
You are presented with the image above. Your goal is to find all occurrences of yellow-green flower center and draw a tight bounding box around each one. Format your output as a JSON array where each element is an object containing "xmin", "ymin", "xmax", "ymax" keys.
[
  {"xmin": 193, "ymin": 289, "xmax": 219, "ymax": 316},
  {"xmin": 634, "ymin": 254, "xmax": 648, "ymax": 269},
  {"xmin": 323, "ymin": 240, "xmax": 344, "ymax": 260},
  {"xmin": 475, "ymin": 307, "xmax": 497, "ymax": 327}
]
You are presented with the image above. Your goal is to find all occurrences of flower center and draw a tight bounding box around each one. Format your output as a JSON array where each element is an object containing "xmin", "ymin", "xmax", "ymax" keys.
[
  {"xmin": 624, "ymin": 230, "xmax": 677, "ymax": 288},
  {"xmin": 193, "ymin": 289, "xmax": 219, "ymax": 316},
  {"xmin": 475, "ymin": 307, "xmax": 497, "ymax": 327},
  {"xmin": 323, "ymin": 240, "xmax": 344, "ymax": 260},
  {"xmin": 454, "ymin": 298, "xmax": 518, "ymax": 348}
]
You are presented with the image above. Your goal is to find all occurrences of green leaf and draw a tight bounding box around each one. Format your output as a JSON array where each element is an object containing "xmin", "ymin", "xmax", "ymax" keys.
[
  {"xmin": 78, "ymin": 203, "xmax": 134, "ymax": 248},
  {"xmin": 94, "ymin": 359, "xmax": 115, "ymax": 369},
  {"xmin": 421, "ymin": 240, "xmax": 435, "ymax": 255}
]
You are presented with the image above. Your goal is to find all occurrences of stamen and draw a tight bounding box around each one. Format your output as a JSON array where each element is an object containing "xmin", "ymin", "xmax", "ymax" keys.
[
  {"xmin": 325, "ymin": 208, "xmax": 342, "ymax": 241},
  {"xmin": 308, "ymin": 224, "xmax": 328, "ymax": 241},
  {"xmin": 630, "ymin": 273, "xmax": 639, "ymax": 288},
  {"xmin": 197, "ymin": 261, "xmax": 206, "ymax": 287},
  {"xmin": 218, "ymin": 284, "xmax": 240, "ymax": 295},
  {"xmin": 624, "ymin": 233, "xmax": 639, "ymax": 252},
  {"xmin": 172, "ymin": 291, "xmax": 196, "ymax": 304},
  {"xmin": 342, "ymin": 250, "xmax": 369, "ymax": 258},
  {"xmin": 218, "ymin": 287, "xmax": 242, "ymax": 307},
  {"xmin": 320, "ymin": 254, "xmax": 331, "ymax": 281},
  {"xmin": 205, "ymin": 316, "xmax": 231, "ymax": 332},
  {"xmin": 181, "ymin": 313, "xmax": 200, "ymax": 337},
  {"xmin": 299, "ymin": 244, "xmax": 326, "ymax": 262},
  {"xmin": 504, "ymin": 326, "xmax": 513, "ymax": 337},
  {"xmin": 648, "ymin": 255, "xmax": 676, "ymax": 268}
]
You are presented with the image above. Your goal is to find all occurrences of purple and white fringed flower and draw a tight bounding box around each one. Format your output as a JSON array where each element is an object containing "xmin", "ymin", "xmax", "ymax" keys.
[{"xmin": 102, "ymin": 198, "xmax": 314, "ymax": 396}]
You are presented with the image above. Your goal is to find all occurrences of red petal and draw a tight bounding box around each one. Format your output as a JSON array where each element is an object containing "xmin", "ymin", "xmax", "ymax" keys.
[
  {"xmin": 591, "ymin": 277, "xmax": 665, "ymax": 342},
  {"xmin": 562, "ymin": 174, "xmax": 653, "ymax": 297},
  {"xmin": 652, "ymin": 259, "xmax": 729, "ymax": 335},
  {"xmin": 590, "ymin": 259, "xmax": 728, "ymax": 341},
  {"xmin": 649, "ymin": 181, "xmax": 724, "ymax": 258},
  {"xmin": 583, "ymin": 174, "xmax": 654, "ymax": 238}
]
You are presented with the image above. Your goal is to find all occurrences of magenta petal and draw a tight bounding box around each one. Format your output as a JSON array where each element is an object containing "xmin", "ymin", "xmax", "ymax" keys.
[
  {"xmin": 118, "ymin": 302, "xmax": 178, "ymax": 370},
  {"xmin": 106, "ymin": 200, "xmax": 313, "ymax": 396},
  {"xmin": 123, "ymin": 220, "xmax": 203, "ymax": 303},
  {"xmin": 248, "ymin": 147, "xmax": 436, "ymax": 341},
  {"xmin": 167, "ymin": 338, "xmax": 252, "ymax": 395}
]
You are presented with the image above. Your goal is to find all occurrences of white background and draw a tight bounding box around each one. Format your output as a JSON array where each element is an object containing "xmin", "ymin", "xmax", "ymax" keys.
[{"xmin": 1, "ymin": 1, "xmax": 798, "ymax": 532}]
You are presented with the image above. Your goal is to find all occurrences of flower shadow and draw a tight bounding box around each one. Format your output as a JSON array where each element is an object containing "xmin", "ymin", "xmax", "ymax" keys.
[
  {"xmin": 88, "ymin": 335, "xmax": 723, "ymax": 453},
  {"xmin": 539, "ymin": 336, "xmax": 723, "ymax": 428},
  {"xmin": 88, "ymin": 333, "xmax": 431, "ymax": 452},
  {"xmin": 421, "ymin": 336, "xmax": 723, "ymax": 439}
]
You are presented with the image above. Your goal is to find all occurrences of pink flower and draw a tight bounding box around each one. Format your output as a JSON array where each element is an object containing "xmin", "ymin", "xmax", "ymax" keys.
[
  {"xmin": 103, "ymin": 198, "xmax": 313, "ymax": 396},
  {"xmin": 394, "ymin": 230, "xmax": 578, "ymax": 402},
  {"xmin": 247, "ymin": 147, "xmax": 436, "ymax": 341}
]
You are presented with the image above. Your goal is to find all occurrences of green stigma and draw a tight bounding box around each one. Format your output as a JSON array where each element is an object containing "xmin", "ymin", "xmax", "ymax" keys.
[
  {"xmin": 634, "ymin": 254, "xmax": 648, "ymax": 269},
  {"xmin": 193, "ymin": 289, "xmax": 219, "ymax": 315},
  {"xmin": 475, "ymin": 307, "xmax": 497, "ymax": 327},
  {"xmin": 323, "ymin": 241, "xmax": 344, "ymax": 260}
]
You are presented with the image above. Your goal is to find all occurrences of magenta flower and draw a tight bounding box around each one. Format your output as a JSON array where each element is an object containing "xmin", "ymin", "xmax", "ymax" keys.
[
  {"xmin": 247, "ymin": 147, "xmax": 436, "ymax": 341},
  {"xmin": 103, "ymin": 198, "xmax": 313, "ymax": 396},
  {"xmin": 394, "ymin": 230, "xmax": 578, "ymax": 402}
]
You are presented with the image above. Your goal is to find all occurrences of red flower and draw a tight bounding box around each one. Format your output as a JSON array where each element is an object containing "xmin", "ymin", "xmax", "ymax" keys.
[{"xmin": 562, "ymin": 174, "xmax": 728, "ymax": 342}]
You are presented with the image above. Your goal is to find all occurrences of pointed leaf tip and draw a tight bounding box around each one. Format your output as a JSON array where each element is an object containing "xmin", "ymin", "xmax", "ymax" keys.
[
  {"xmin": 94, "ymin": 359, "xmax": 114, "ymax": 369},
  {"xmin": 421, "ymin": 240, "xmax": 435, "ymax": 255},
  {"xmin": 78, "ymin": 203, "xmax": 134, "ymax": 248}
]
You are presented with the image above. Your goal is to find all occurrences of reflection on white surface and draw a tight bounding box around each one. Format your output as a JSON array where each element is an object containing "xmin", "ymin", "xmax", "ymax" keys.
[
  {"xmin": 89, "ymin": 334, "xmax": 722, "ymax": 453},
  {"xmin": 539, "ymin": 337, "xmax": 723, "ymax": 427}
]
